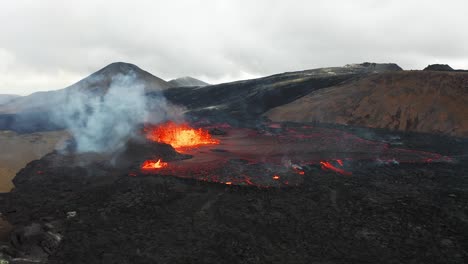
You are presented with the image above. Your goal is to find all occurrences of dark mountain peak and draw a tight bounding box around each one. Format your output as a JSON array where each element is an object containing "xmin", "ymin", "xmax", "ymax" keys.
[
  {"xmin": 0, "ymin": 62, "xmax": 172, "ymax": 114},
  {"xmin": 75, "ymin": 62, "xmax": 172, "ymax": 94},
  {"xmin": 169, "ymin": 76, "xmax": 209, "ymax": 87},
  {"xmin": 96, "ymin": 62, "xmax": 143, "ymax": 73},
  {"xmin": 93, "ymin": 62, "xmax": 150, "ymax": 77},
  {"xmin": 423, "ymin": 64, "xmax": 454, "ymax": 71}
]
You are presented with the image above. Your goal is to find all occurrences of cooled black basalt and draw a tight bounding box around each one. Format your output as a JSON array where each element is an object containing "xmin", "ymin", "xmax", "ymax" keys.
[{"xmin": 0, "ymin": 132, "xmax": 467, "ymax": 264}]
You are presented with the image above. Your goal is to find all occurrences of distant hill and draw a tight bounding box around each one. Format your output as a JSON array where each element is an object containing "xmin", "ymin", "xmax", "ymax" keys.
[
  {"xmin": 423, "ymin": 64, "xmax": 468, "ymax": 72},
  {"xmin": 0, "ymin": 62, "xmax": 171, "ymax": 114},
  {"xmin": 4, "ymin": 61, "xmax": 466, "ymax": 137},
  {"xmin": 168, "ymin": 76, "xmax": 209, "ymax": 87},
  {"xmin": 266, "ymin": 71, "xmax": 468, "ymax": 137},
  {"xmin": 162, "ymin": 62, "xmax": 403, "ymax": 124},
  {"xmin": 423, "ymin": 64, "xmax": 454, "ymax": 71},
  {"xmin": 0, "ymin": 94, "xmax": 20, "ymax": 105}
]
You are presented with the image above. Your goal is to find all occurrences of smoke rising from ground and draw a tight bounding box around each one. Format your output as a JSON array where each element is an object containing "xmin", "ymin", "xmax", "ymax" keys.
[{"xmin": 54, "ymin": 71, "xmax": 179, "ymax": 153}]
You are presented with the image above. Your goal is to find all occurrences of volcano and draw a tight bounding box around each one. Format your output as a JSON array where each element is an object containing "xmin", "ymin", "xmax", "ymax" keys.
[
  {"xmin": 0, "ymin": 62, "xmax": 467, "ymax": 264},
  {"xmin": 0, "ymin": 62, "xmax": 173, "ymax": 133}
]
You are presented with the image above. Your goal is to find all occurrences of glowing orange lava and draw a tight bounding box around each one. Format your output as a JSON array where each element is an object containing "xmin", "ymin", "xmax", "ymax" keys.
[
  {"xmin": 320, "ymin": 161, "xmax": 352, "ymax": 176},
  {"xmin": 141, "ymin": 159, "xmax": 168, "ymax": 170},
  {"xmin": 146, "ymin": 121, "xmax": 220, "ymax": 151}
]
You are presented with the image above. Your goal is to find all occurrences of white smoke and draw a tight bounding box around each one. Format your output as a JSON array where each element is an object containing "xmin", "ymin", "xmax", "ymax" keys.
[{"xmin": 54, "ymin": 71, "xmax": 178, "ymax": 153}]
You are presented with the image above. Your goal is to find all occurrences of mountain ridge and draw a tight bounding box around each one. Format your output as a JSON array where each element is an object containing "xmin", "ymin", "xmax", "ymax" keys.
[
  {"xmin": 266, "ymin": 71, "xmax": 468, "ymax": 137},
  {"xmin": 168, "ymin": 76, "xmax": 209, "ymax": 87}
]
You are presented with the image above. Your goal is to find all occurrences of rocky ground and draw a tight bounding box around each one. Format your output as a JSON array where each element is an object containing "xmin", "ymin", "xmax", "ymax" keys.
[{"xmin": 0, "ymin": 124, "xmax": 467, "ymax": 264}]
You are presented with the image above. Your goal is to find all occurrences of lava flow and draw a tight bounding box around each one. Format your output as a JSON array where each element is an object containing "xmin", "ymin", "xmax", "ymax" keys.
[
  {"xmin": 141, "ymin": 159, "xmax": 168, "ymax": 169},
  {"xmin": 138, "ymin": 122, "xmax": 451, "ymax": 187},
  {"xmin": 145, "ymin": 121, "xmax": 219, "ymax": 151},
  {"xmin": 320, "ymin": 160, "xmax": 352, "ymax": 176}
]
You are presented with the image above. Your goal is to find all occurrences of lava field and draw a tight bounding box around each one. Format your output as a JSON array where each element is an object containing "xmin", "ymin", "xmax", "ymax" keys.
[{"xmin": 0, "ymin": 121, "xmax": 467, "ymax": 264}]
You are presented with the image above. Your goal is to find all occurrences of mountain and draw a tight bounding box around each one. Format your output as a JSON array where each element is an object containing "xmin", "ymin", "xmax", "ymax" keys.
[
  {"xmin": 0, "ymin": 62, "xmax": 171, "ymax": 114},
  {"xmin": 161, "ymin": 62, "xmax": 403, "ymax": 124},
  {"xmin": 168, "ymin": 76, "xmax": 209, "ymax": 87},
  {"xmin": 423, "ymin": 64, "xmax": 454, "ymax": 71},
  {"xmin": 4, "ymin": 61, "xmax": 465, "ymax": 137},
  {"xmin": 0, "ymin": 94, "xmax": 20, "ymax": 105},
  {"xmin": 265, "ymin": 71, "xmax": 468, "ymax": 137}
]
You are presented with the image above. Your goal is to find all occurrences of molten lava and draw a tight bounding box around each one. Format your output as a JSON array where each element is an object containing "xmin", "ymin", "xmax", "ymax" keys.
[
  {"xmin": 320, "ymin": 161, "xmax": 352, "ymax": 176},
  {"xmin": 141, "ymin": 159, "xmax": 168, "ymax": 170},
  {"xmin": 146, "ymin": 121, "xmax": 220, "ymax": 151}
]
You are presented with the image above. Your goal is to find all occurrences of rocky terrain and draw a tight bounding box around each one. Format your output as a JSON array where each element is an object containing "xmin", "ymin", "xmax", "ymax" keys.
[
  {"xmin": 266, "ymin": 71, "xmax": 468, "ymax": 137},
  {"xmin": 0, "ymin": 125, "xmax": 467, "ymax": 264}
]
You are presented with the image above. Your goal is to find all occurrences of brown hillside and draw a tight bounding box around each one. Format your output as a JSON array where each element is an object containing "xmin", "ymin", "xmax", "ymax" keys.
[
  {"xmin": 266, "ymin": 71, "xmax": 468, "ymax": 137},
  {"xmin": 0, "ymin": 130, "xmax": 69, "ymax": 192}
]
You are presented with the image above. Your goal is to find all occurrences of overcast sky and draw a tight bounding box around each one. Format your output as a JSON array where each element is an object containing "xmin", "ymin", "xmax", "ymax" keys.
[{"xmin": 1, "ymin": 0, "xmax": 467, "ymax": 95}]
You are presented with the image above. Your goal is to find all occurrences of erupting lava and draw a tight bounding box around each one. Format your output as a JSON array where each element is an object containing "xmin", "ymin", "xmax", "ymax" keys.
[
  {"xmin": 141, "ymin": 159, "xmax": 168, "ymax": 170},
  {"xmin": 320, "ymin": 160, "xmax": 352, "ymax": 176},
  {"xmin": 146, "ymin": 121, "xmax": 220, "ymax": 151},
  {"xmin": 136, "ymin": 122, "xmax": 450, "ymax": 187}
]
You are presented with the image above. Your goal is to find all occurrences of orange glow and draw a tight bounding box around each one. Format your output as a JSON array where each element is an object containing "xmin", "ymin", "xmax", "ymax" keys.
[
  {"xmin": 225, "ymin": 181, "xmax": 232, "ymax": 185},
  {"xmin": 141, "ymin": 159, "xmax": 168, "ymax": 169},
  {"xmin": 320, "ymin": 161, "xmax": 352, "ymax": 176},
  {"xmin": 146, "ymin": 121, "xmax": 219, "ymax": 151},
  {"xmin": 298, "ymin": 171, "xmax": 305, "ymax": 175},
  {"xmin": 272, "ymin": 175, "xmax": 280, "ymax": 180}
]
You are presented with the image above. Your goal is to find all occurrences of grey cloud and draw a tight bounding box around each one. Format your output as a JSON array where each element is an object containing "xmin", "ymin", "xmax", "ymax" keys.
[{"xmin": 0, "ymin": 0, "xmax": 467, "ymax": 95}]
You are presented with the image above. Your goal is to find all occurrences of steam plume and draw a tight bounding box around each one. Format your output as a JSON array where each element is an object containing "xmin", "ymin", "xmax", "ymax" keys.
[{"xmin": 54, "ymin": 71, "xmax": 178, "ymax": 153}]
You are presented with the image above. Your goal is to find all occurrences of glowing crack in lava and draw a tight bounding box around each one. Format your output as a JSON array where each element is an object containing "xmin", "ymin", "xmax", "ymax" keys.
[
  {"xmin": 320, "ymin": 160, "xmax": 352, "ymax": 176},
  {"xmin": 141, "ymin": 159, "xmax": 168, "ymax": 170},
  {"xmin": 146, "ymin": 121, "xmax": 220, "ymax": 151}
]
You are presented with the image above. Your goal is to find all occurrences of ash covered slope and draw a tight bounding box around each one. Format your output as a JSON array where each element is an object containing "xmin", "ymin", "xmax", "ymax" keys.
[
  {"xmin": 0, "ymin": 62, "xmax": 171, "ymax": 115},
  {"xmin": 162, "ymin": 63, "xmax": 402, "ymax": 123},
  {"xmin": 168, "ymin": 76, "xmax": 209, "ymax": 87},
  {"xmin": 266, "ymin": 71, "xmax": 468, "ymax": 137}
]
